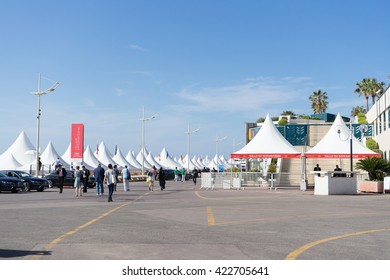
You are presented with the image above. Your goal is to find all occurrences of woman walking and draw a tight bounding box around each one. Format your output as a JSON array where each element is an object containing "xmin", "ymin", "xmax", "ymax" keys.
[
  {"xmin": 158, "ymin": 167, "xmax": 166, "ymax": 191},
  {"xmin": 74, "ymin": 166, "xmax": 82, "ymax": 197},
  {"xmin": 104, "ymin": 164, "xmax": 116, "ymax": 202},
  {"xmin": 148, "ymin": 165, "xmax": 157, "ymax": 192}
]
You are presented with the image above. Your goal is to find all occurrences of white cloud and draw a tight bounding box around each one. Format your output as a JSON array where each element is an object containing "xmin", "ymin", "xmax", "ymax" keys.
[{"xmin": 129, "ymin": 44, "xmax": 148, "ymax": 52}]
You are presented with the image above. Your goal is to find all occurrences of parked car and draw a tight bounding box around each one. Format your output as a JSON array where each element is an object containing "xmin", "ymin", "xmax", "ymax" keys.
[
  {"xmin": 0, "ymin": 172, "xmax": 23, "ymax": 193},
  {"xmin": 44, "ymin": 170, "xmax": 95, "ymax": 188},
  {"xmin": 1, "ymin": 170, "xmax": 49, "ymax": 192}
]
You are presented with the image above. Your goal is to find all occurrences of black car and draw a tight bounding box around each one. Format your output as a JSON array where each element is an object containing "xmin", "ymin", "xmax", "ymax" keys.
[
  {"xmin": 0, "ymin": 172, "xmax": 23, "ymax": 193},
  {"xmin": 44, "ymin": 170, "xmax": 95, "ymax": 188},
  {"xmin": 2, "ymin": 170, "xmax": 49, "ymax": 192}
]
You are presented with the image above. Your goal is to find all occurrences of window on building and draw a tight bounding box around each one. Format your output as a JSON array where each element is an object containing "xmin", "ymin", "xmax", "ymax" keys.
[
  {"xmin": 388, "ymin": 108, "xmax": 390, "ymax": 128},
  {"xmin": 384, "ymin": 111, "xmax": 387, "ymax": 132},
  {"xmin": 379, "ymin": 114, "xmax": 382, "ymax": 134}
]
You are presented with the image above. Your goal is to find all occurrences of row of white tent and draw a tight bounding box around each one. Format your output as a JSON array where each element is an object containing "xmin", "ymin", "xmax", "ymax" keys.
[{"xmin": 0, "ymin": 132, "xmax": 234, "ymax": 172}]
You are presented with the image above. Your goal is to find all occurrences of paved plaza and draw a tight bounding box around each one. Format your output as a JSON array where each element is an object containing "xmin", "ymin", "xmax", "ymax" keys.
[{"xmin": 1, "ymin": 180, "xmax": 390, "ymax": 260}]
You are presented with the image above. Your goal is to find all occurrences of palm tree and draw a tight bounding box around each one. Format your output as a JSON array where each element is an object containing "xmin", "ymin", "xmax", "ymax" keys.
[
  {"xmin": 354, "ymin": 78, "xmax": 385, "ymax": 111},
  {"xmin": 309, "ymin": 90, "xmax": 328, "ymax": 114},
  {"xmin": 351, "ymin": 106, "xmax": 366, "ymax": 117},
  {"xmin": 355, "ymin": 157, "xmax": 390, "ymax": 181}
]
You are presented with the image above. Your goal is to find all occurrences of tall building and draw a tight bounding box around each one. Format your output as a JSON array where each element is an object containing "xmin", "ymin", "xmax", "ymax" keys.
[{"xmin": 366, "ymin": 86, "xmax": 390, "ymax": 160}]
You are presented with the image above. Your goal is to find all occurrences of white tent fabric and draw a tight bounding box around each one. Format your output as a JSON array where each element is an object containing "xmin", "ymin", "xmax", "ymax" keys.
[
  {"xmin": 39, "ymin": 141, "xmax": 66, "ymax": 167},
  {"xmin": 146, "ymin": 152, "xmax": 162, "ymax": 169},
  {"xmin": 136, "ymin": 148, "xmax": 152, "ymax": 169},
  {"xmin": 0, "ymin": 131, "xmax": 36, "ymax": 165},
  {"xmin": 305, "ymin": 113, "xmax": 380, "ymax": 158},
  {"xmin": 0, "ymin": 153, "xmax": 22, "ymax": 169},
  {"xmin": 231, "ymin": 114, "xmax": 301, "ymax": 159},
  {"xmin": 113, "ymin": 148, "xmax": 137, "ymax": 169},
  {"xmin": 125, "ymin": 150, "xmax": 142, "ymax": 169},
  {"xmin": 61, "ymin": 144, "xmax": 72, "ymax": 167},
  {"xmin": 196, "ymin": 157, "xmax": 206, "ymax": 168},
  {"xmin": 181, "ymin": 154, "xmax": 198, "ymax": 170},
  {"xmin": 191, "ymin": 155, "xmax": 203, "ymax": 169},
  {"xmin": 156, "ymin": 148, "xmax": 183, "ymax": 169},
  {"xmin": 96, "ymin": 142, "xmax": 118, "ymax": 167},
  {"xmin": 84, "ymin": 145, "xmax": 104, "ymax": 169}
]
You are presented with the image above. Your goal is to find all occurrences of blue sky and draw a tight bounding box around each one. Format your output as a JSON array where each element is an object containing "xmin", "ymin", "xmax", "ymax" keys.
[{"xmin": 1, "ymin": 0, "xmax": 389, "ymax": 159}]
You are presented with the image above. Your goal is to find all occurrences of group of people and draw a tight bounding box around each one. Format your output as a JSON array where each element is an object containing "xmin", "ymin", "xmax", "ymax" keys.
[
  {"xmin": 313, "ymin": 164, "xmax": 346, "ymax": 177},
  {"xmin": 147, "ymin": 165, "xmax": 166, "ymax": 192}
]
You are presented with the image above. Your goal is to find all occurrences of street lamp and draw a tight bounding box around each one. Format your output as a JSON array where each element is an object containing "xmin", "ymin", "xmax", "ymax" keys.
[
  {"xmin": 336, "ymin": 123, "xmax": 354, "ymax": 174},
  {"xmin": 139, "ymin": 106, "xmax": 158, "ymax": 175},
  {"xmin": 184, "ymin": 123, "xmax": 199, "ymax": 171},
  {"xmin": 215, "ymin": 134, "xmax": 227, "ymax": 157},
  {"xmin": 32, "ymin": 73, "xmax": 61, "ymax": 177},
  {"xmin": 232, "ymin": 139, "xmax": 242, "ymax": 152}
]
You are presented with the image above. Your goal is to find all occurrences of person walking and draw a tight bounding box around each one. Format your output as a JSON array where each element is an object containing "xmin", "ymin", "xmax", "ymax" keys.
[
  {"xmin": 93, "ymin": 163, "xmax": 105, "ymax": 196},
  {"xmin": 113, "ymin": 165, "xmax": 119, "ymax": 191},
  {"xmin": 56, "ymin": 164, "xmax": 67, "ymax": 193},
  {"xmin": 192, "ymin": 168, "xmax": 198, "ymax": 185},
  {"xmin": 74, "ymin": 166, "xmax": 82, "ymax": 197},
  {"xmin": 81, "ymin": 165, "xmax": 90, "ymax": 193},
  {"xmin": 173, "ymin": 167, "xmax": 179, "ymax": 182},
  {"xmin": 104, "ymin": 164, "xmax": 116, "ymax": 202},
  {"xmin": 121, "ymin": 165, "xmax": 131, "ymax": 191},
  {"xmin": 148, "ymin": 165, "xmax": 157, "ymax": 192},
  {"xmin": 158, "ymin": 167, "xmax": 166, "ymax": 191},
  {"xmin": 181, "ymin": 168, "xmax": 186, "ymax": 182}
]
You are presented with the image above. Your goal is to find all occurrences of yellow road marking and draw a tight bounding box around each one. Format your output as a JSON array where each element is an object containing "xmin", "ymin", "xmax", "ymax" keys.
[
  {"xmin": 31, "ymin": 193, "xmax": 148, "ymax": 260},
  {"xmin": 207, "ymin": 206, "xmax": 215, "ymax": 226},
  {"xmin": 286, "ymin": 228, "xmax": 390, "ymax": 260}
]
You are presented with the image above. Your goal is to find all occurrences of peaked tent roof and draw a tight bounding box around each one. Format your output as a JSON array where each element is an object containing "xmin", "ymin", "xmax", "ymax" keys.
[
  {"xmin": 125, "ymin": 150, "xmax": 142, "ymax": 169},
  {"xmin": 113, "ymin": 148, "xmax": 138, "ymax": 169},
  {"xmin": 96, "ymin": 142, "xmax": 118, "ymax": 167},
  {"xmin": 0, "ymin": 131, "xmax": 36, "ymax": 165},
  {"xmin": 156, "ymin": 148, "xmax": 183, "ymax": 169},
  {"xmin": 136, "ymin": 148, "xmax": 152, "ymax": 169},
  {"xmin": 231, "ymin": 114, "xmax": 301, "ymax": 158},
  {"xmin": 0, "ymin": 153, "xmax": 22, "ymax": 169},
  {"xmin": 305, "ymin": 113, "xmax": 380, "ymax": 158},
  {"xmin": 40, "ymin": 141, "xmax": 65, "ymax": 166},
  {"xmin": 84, "ymin": 145, "xmax": 105, "ymax": 169},
  {"xmin": 146, "ymin": 152, "xmax": 162, "ymax": 169}
]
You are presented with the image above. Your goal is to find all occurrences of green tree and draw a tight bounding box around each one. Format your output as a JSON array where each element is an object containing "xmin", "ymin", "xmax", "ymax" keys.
[
  {"xmin": 354, "ymin": 78, "xmax": 385, "ymax": 111},
  {"xmin": 355, "ymin": 157, "xmax": 390, "ymax": 181},
  {"xmin": 351, "ymin": 106, "xmax": 366, "ymax": 117},
  {"xmin": 309, "ymin": 90, "xmax": 328, "ymax": 114},
  {"xmin": 281, "ymin": 110, "xmax": 295, "ymax": 116}
]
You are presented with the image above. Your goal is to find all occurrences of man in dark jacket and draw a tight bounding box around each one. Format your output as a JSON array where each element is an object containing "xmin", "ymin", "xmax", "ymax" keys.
[
  {"xmin": 56, "ymin": 164, "xmax": 67, "ymax": 193},
  {"xmin": 94, "ymin": 164, "xmax": 105, "ymax": 196}
]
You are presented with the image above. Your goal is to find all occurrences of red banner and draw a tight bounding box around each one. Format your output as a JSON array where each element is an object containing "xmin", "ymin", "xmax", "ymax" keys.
[{"xmin": 71, "ymin": 124, "xmax": 84, "ymax": 159}]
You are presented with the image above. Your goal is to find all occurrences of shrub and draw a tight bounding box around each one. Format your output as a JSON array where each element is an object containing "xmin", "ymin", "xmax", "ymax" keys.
[{"xmin": 355, "ymin": 157, "xmax": 390, "ymax": 181}]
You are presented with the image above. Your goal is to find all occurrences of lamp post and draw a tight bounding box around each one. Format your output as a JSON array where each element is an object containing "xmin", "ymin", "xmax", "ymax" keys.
[
  {"xmin": 139, "ymin": 106, "xmax": 158, "ymax": 175},
  {"xmin": 32, "ymin": 73, "xmax": 60, "ymax": 177},
  {"xmin": 336, "ymin": 123, "xmax": 354, "ymax": 174},
  {"xmin": 184, "ymin": 123, "xmax": 199, "ymax": 171},
  {"xmin": 215, "ymin": 134, "xmax": 227, "ymax": 157}
]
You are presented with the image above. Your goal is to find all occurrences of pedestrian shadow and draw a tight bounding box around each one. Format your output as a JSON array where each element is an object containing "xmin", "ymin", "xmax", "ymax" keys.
[{"xmin": 0, "ymin": 249, "xmax": 51, "ymax": 258}]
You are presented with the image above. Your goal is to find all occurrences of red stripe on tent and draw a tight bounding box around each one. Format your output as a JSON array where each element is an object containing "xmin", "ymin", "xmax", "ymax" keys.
[
  {"xmin": 231, "ymin": 153, "xmax": 301, "ymax": 159},
  {"xmin": 305, "ymin": 153, "xmax": 381, "ymax": 158}
]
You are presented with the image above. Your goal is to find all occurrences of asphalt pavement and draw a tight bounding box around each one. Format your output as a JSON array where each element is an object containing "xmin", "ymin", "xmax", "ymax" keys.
[{"xmin": 1, "ymin": 180, "xmax": 390, "ymax": 260}]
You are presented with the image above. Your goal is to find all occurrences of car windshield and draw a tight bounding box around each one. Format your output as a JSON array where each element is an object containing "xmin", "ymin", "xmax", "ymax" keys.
[
  {"xmin": 17, "ymin": 171, "xmax": 33, "ymax": 178},
  {"xmin": 0, "ymin": 172, "xmax": 6, "ymax": 177}
]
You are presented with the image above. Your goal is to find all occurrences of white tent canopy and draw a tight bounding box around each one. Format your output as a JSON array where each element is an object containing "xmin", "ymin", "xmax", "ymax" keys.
[
  {"xmin": 84, "ymin": 145, "xmax": 104, "ymax": 169},
  {"xmin": 0, "ymin": 131, "xmax": 36, "ymax": 165},
  {"xmin": 156, "ymin": 148, "xmax": 183, "ymax": 169},
  {"xmin": 39, "ymin": 141, "xmax": 66, "ymax": 166},
  {"xmin": 125, "ymin": 150, "xmax": 142, "ymax": 169},
  {"xmin": 96, "ymin": 142, "xmax": 118, "ymax": 167},
  {"xmin": 231, "ymin": 114, "xmax": 301, "ymax": 159},
  {"xmin": 0, "ymin": 153, "xmax": 22, "ymax": 169},
  {"xmin": 113, "ymin": 148, "xmax": 138, "ymax": 169},
  {"xmin": 136, "ymin": 148, "xmax": 152, "ymax": 169},
  {"xmin": 305, "ymin": 113, "xmax": 380, "ymax": 158},
  {"xmin": 146, "ymin": 152, "xmax": 162, "ymax": 169}
]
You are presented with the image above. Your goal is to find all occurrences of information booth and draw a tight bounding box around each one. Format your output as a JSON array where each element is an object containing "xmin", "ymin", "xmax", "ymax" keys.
[{"xmin": 313, "ymin": 171, "xmax": 358, "ymax": 195}]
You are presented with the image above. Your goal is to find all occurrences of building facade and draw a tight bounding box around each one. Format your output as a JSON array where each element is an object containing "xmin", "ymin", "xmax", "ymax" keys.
[{"xmin": 366, "ymin": 86, "xmax": 390, "ymax": 160}]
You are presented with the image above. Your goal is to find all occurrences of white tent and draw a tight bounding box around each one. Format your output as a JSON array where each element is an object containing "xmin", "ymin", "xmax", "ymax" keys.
[
  {"xmin": 231, "ymin": 114, "xmax": 301, "ymax": 159},
  {"xmin": 0, "ymin": 153, "xmax": 22, "ymax": 169},
  {"xmin": 96, "ymin": 142, "xmax": 118, "ymax": 167},
  {"xmin": 191, "ymin": 155, "xmax": 203, "ymax": 169},
  {"xmin": 125, "ymin": 150, "xmax": 142, "ymax": 169},
  {"xmin": 156, "ymin": 148, "xmax": 183, "ymax": 169},
  {"xmin": 39, "ymin": 141, "xmax": 66, "ymax": 167},
  {"xmin": 182, "ymin": 154, "xmax": 199, "ymax": 170},
  {"xmin": 146, "ymin": 152, "xmax": 162, "ymax": 169},
  {"xmin": 84, "ymin": 145, "xmax": 104, "ymax": 169},
  {"xmin": 305, "ymin": 113, "xmax": 380, "ymax": 158},
  {"xmin": 136, "ymin": 148, "xmax": 152, "ymax": 169},
  {"xmin": 113, "ymin": 148, "xmax": 137, "ymax": 169},
  {"xmin": 0, "ymin": 131, "xmax": 36, "ymax": 165}
]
